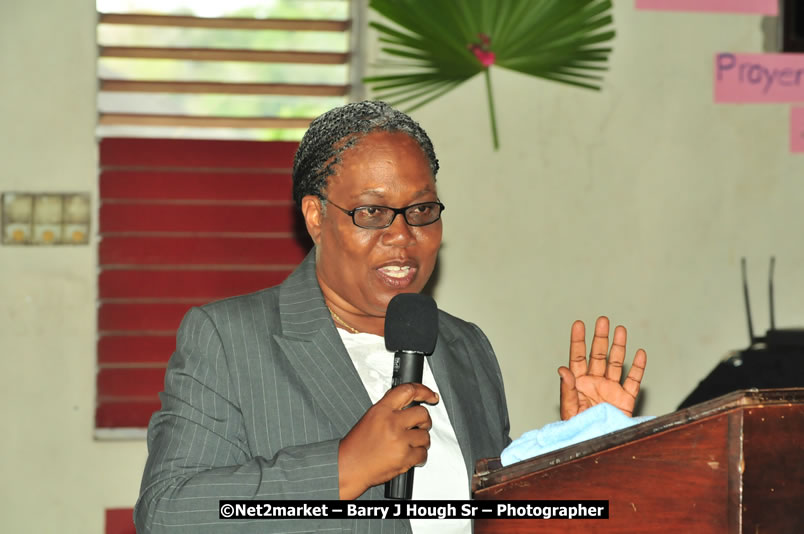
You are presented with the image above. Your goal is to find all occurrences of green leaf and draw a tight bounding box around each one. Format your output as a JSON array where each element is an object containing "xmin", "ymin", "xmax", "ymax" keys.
[{"xmin": 365, "ymin": 0, "xmax": 616, "ymax": 149}]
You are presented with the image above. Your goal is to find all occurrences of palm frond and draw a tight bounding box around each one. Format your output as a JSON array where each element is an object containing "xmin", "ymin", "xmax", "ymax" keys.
[{"xmin": 366, "ymin": 0, "xmax": 616, "ymax": 149}]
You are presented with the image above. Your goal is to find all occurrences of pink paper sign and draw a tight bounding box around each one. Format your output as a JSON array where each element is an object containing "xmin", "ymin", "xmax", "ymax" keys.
[
  {"xmin": 792, "ymin": 108, "xmax": 804, "ymax": 153},
  {"xmin": 636, "ymin": 0, "xmax": 778, "ymax": 15},
  {"xmin": 715, "ymin": 53, "xmax": 804, "ymax": 103}
]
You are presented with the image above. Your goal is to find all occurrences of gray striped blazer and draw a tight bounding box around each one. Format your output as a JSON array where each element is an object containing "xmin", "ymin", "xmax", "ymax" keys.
[{"xmin": 135, "ymin": 249, "xmax": 511, "ymax": 533}]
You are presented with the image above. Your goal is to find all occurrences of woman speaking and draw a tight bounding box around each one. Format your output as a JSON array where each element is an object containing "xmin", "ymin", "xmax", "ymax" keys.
[{"xmin": 135, "ymin": 101, "xmax": 647, "ymax": 534}]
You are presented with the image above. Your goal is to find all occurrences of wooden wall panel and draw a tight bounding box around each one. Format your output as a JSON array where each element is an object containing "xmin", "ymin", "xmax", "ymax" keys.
[
  {"xmin": 99, "ymin": 203, "xmax": 298, "ymax": 233},
  {"xmin": 99, "ymin": 302, "xmax": 197, "ymax": 332},
  {"xmin": 99, "ymin": 236, "xmax": 308, "ymax": 266},
  {"xmin": 97, "ymin": 137, "xmax": 307, "ymax": 428},
  {"xmin": 99, "ymin": 138, "xmax": 298, "ymax": 169},
  {"xmin": 98, "ymin": 368, "xmax": 167, "ymax": 397},
  {"xmin": 99, "ymin": 269, "xmax": 291, "ymax": 299},
  {"xmin": 100, "ymin": 170, "xmax": 294, "ymax": 201},
  {"xmin": 105, "ymin": 508, "xmax": 137, "ymax": 534},
  {"xmin": 98, "ymin": 335, "xmax": 175, "ymax": 364}
]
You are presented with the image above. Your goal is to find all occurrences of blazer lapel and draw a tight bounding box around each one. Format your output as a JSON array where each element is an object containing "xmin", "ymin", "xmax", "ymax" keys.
[
  {"xmin": 272, "ymin": 250, "xmax": 486, "ymax": 493},
  {"xmin": 428, "ymin": 328, "xmax": 485, "ymax": 480},
  {"xmin": 272, "ymin": 250, "xmax": 373, "ymax": 438}
]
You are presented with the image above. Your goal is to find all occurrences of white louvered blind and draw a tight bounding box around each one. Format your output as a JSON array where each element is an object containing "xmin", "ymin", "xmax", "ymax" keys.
[{"xmin": 97, "ymin": 0, "xmax": 361, "ymax": 140}]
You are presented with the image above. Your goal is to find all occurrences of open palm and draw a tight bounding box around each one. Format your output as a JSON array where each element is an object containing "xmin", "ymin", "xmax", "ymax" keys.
[{"xmin": 559, "ymin": 316, "xmax": 647, "ymax": 420}]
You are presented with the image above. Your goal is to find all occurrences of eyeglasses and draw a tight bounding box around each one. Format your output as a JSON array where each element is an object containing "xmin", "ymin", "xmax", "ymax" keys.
[{"xmin": 318, "ymin": 195, "xmax": 445, "ymax": 229}]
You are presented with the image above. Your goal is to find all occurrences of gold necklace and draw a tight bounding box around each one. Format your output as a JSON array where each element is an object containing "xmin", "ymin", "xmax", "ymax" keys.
[{"xmin": 328, "ymin": 308, "xmax": 360, "ymax": 334}]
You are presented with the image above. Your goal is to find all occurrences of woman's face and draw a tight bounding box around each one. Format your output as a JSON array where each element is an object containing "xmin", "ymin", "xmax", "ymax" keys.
[{"xmin": 302, "ymin": 130, "xmax": 442, "ymax": 320}]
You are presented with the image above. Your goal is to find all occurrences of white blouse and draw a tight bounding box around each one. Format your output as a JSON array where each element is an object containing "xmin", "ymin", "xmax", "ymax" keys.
[{"xmin": 337, "ymin": 329, "xmax": 471, "ymax": 534}]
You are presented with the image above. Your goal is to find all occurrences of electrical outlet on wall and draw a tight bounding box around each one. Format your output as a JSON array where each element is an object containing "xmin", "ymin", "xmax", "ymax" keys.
[
  {"xmin": 2, "ymin": 193, "xmax": 34, "ymax": 244},
  {"xmin": 63, "ymin": 194, "xmax": 91, "ymax": 244},
  {"xmin": 2, "ymin": 192, "xmax": 91, "ymax": 245},
  {"xmin": 32, "ymin": 194, "xmax": 64, "ymax": 244}
]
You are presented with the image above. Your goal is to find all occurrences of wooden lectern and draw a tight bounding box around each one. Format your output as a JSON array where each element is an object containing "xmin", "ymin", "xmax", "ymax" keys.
[{"xmin": 471, "ymin": 388, "xmax": 803, "ymax": 533}]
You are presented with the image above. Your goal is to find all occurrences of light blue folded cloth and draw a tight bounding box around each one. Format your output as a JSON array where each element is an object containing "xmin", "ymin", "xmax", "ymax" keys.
[{"xmin": 500, "ymin": 403, "xmax": 655, "ymax": 466}]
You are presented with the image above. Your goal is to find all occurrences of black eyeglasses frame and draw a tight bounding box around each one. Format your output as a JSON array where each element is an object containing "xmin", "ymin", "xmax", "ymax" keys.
[{"xmin": 317, "ymin": 195, "xmax": 445, "ymax": 229}]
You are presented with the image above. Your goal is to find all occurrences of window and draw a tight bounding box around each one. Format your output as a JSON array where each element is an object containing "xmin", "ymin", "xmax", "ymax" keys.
[
  {"xmin": 97, "ymin": 0, "xmax": 360, "ymax": 140},
  {"xmin": 95, "ymin": 0, "xmax": 358, "ymax": 431}
]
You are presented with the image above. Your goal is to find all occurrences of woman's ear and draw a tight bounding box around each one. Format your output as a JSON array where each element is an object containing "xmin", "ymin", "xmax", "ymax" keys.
[{"xmin": 300, "ymin": 195, "xmax": 324, "ymax": 245}]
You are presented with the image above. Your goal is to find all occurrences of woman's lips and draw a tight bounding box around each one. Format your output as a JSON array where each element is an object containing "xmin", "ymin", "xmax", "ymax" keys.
[{"xmin": 376, "ymin": 265, "xmax": 418, "ymax": 288}]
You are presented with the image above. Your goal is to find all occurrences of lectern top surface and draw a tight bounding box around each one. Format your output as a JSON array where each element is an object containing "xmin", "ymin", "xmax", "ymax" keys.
[{"xmin": 472, "ymin": 387, "xmax": 804, "ymax": 492}]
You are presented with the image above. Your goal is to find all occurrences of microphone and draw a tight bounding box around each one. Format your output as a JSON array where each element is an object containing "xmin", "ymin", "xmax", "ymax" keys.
[{"xmin": 383, "ymin": 293, "xmax": 439, "ymax": 500}]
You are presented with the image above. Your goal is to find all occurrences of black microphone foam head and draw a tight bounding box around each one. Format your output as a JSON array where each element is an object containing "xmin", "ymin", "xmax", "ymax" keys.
[{"xmin": 384, "ymin": 293, "xmax": 439, "ymax": 354}]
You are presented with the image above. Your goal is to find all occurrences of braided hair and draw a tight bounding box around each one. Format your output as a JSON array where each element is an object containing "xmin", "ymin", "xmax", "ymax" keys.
[{"xmin": 292, "ymin": 101, "xmax": 439, "ymax": 208}]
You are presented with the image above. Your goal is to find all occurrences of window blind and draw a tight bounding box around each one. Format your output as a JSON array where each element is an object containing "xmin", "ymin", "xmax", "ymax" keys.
[
  {"xmin": 96, "ymin": 137, "xmax": 310, "ymax": 428},
  {"xmin": 97, "ymin": 0, "xmax": 360, "ymax": 139},
  {"xmin": 95, "ymin": 1, "xmax": 355, "ymax": 429}
]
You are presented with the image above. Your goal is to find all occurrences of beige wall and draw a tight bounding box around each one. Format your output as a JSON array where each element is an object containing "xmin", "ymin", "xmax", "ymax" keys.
[
  {"xmin": 1, "ymin": 1, "xmax": 147, "ymax": 532},
  {"xmin": 1, "ymin": 1, "xmax": 801, "ymax": 532},
  {"xmin": 365, "ymin": 7, "xmax": 804, "ymax": 437}
]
